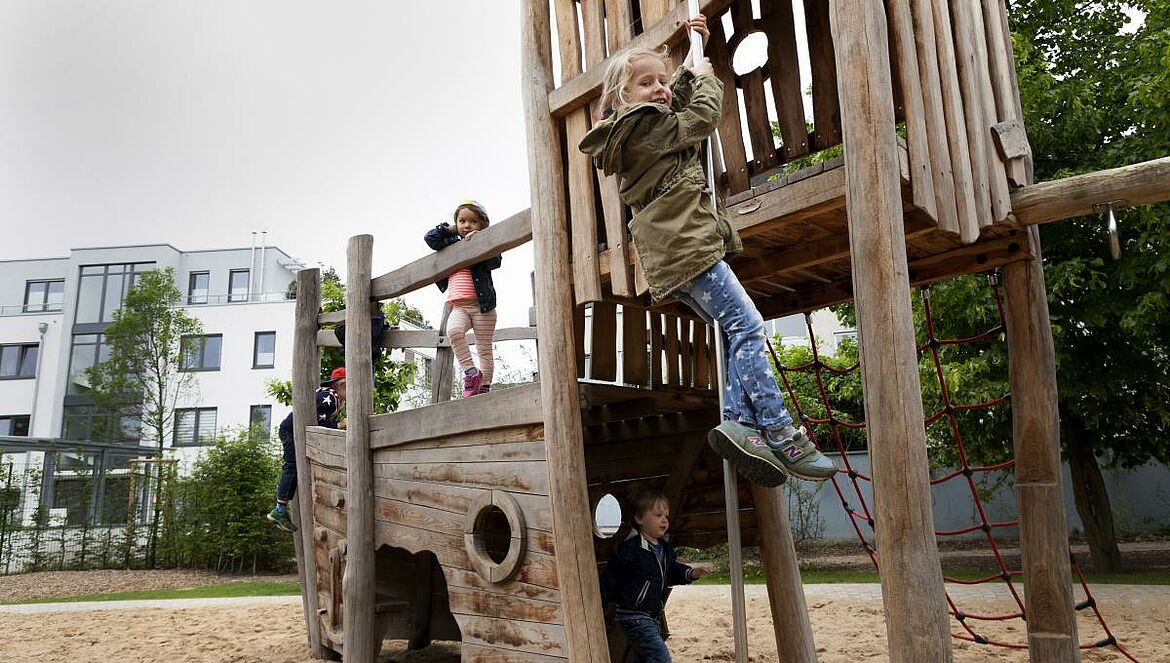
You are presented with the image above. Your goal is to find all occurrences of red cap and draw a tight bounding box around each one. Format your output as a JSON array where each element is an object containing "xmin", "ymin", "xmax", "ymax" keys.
[{"xmin": 322, "ymin": 366, "xmax": 346, "ymax": 385}]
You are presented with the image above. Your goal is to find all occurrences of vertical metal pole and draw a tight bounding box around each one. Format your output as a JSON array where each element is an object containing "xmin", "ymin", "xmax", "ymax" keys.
[{"xmin": 713, "ymin": 322, "xmax": 749, "ymax": 663}]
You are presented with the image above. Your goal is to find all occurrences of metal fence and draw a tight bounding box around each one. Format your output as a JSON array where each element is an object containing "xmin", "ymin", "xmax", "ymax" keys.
[{"xmin": 0, "ymin": 438, "xmax": 171, "ymax": 574}]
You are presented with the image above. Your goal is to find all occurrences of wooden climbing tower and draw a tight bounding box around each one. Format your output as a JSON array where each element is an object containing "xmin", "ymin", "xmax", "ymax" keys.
[{"xmin": 286, "ymin": 1, "xmax": 1170, "ymax": 661}]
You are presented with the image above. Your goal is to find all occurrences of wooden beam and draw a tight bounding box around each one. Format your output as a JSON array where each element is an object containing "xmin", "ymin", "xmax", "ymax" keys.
[
  {"xmin": 1010, "ymin": 157, "xmax": 1170, "ymax": 226},
  {"xmin": 830, "ymin": 0, "xmax": 954, "ymax": 659},
  {"xmin": 751, "ymin": 485, "xmax": 817, "ymax": 662},
  {"xmin": 1002, "ymin": 228, "xmax": 1081, "ymax": 661},
  {"xmin": 368, "ymin": 209, "xmax": 532, "ymax": 302},
  {"xmin": 291, "ymin": 267, "xmax": 326, "ymax": 657},
  {"xmin": 522, "ymin": 1, "xmax": 611, "ymax": 659},
  {"xmin": 369, "ymin": 383, "xmax": 544, "ymax": 448},
  {"xmin": 342, "ymin": 234, "xmax": 377, "ymax": 662},
  {"xmin": 316, "ymin": 326, "xmax": 537, "ymax": 349},
  {"xmin": 549, "ymin": 0, "xmax": 735, "ymax": 118}
]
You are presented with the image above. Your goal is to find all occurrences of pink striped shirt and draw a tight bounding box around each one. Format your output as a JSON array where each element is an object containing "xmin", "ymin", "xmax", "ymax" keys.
[{"xmin": 446, "ymin": 268, "xmax": 477, "ymax": 303}]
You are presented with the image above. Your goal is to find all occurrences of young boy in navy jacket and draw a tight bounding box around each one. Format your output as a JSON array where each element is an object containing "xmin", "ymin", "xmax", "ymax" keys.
[{"xmin": 600, "ymin": 490, "xmax": 709, "ymax": 662}]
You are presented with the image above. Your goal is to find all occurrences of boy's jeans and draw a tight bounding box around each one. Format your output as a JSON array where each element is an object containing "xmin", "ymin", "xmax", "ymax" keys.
[
  {"xmin": 674, "ymin": 260, "xmax": 794, "ymax": 430},
  {"xmin": 614, "ymin": 612, "xmax": 671, "ymax": 662},
  {"xmin": 276, "ymin": 427, "xmax": 297, "ymax": 502}
]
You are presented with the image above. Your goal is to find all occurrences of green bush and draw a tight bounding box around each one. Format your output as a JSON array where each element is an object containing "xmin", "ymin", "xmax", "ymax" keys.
[{"xmin": 168, "ymin": 428, "xmax": 294, "ymax": 573}]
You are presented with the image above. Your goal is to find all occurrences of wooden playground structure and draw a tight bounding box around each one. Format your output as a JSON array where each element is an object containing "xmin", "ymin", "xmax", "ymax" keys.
[{"xmin": 285, "ymin": 1, "xmax": 1170, "ymax": 661}]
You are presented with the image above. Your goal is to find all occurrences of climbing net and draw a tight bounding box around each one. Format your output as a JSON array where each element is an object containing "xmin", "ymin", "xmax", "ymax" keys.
[{"xmin": 767, "ymin": 272, "xmax": 1138, "ymax": 661}]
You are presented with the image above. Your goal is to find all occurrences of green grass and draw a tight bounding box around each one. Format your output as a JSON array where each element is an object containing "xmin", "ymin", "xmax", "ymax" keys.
[
  {"xmin": 694, "ymin": 568, "xmax": 1170, "ymax": 586},
  {"xmin": 2, "ymin": 580, "xmax": 301, "ymax": 605}
]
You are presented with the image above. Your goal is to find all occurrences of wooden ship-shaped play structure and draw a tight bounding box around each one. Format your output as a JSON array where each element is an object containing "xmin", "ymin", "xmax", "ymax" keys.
[{"xmin": 285, "ymin": 1, "xmax": 1170, "ymax": 661}]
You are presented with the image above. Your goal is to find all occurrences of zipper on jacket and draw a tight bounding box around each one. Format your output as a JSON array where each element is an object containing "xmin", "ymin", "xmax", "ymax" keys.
[{"xmin": 635, "ymin": 580, "xmax": 651, "ymax": 607}]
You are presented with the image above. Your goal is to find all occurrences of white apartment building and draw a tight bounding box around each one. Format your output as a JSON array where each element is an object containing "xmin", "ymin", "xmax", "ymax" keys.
[{"xmin": 0, "ymin": 242, "xmax": 302, "ymax": 467}]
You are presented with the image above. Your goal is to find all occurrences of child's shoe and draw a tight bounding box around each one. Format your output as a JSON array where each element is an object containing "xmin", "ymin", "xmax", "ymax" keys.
[
  {"xmin": 478, "ymin": 383, "xmax": 492, "ymax": 395},
  {"xmin": 266, "ymin": 506, "xmax": 297, "ymax": 532},
  {"xmin": 706, "ymin": 421, "xmax": 787, "ymax": 487},
  {"xmin": 462, "ymin": 368, "xmax": 483, "ymax": 398},
  {"xmin": 763, "ymin": 426, "xmax": 838, "ymax": 482}
]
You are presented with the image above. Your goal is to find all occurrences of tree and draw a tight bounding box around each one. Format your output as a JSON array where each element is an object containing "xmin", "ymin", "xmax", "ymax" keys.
[
  {"xmin": 268, "ymin": 267, "xmax": 424, "ymax": 414},
  {"xmin": 85, "ymin": 267, "xmax": 202, "ymax": 566},
  {"xmin": 918, "ymin": 0, "xmax": 1170, "ymax": 571},
  {"xmin": 86, "ymin": 267, "xmax": 202, "ymax": 450}
]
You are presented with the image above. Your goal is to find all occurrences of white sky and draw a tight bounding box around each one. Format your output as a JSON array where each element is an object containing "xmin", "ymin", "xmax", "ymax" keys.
[{"xmin": 0, "ymin": 1, "xmax": 535, "ymax": 331}]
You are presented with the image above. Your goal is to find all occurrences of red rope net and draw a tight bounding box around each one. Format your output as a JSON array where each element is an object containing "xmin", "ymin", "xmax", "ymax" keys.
[{"xmin": 766, "ymin": 272, "xmax": 1138, "ymax": 661}]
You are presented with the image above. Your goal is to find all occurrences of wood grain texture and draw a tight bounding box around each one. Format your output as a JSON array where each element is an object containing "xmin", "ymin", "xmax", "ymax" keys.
[
  {"xmin": 829, "ymin": 0, "xmax": 954, "ymax": 658},
  {"xmin": 522, "ymin": 1, "xmax": 611, "ymax": 658}
]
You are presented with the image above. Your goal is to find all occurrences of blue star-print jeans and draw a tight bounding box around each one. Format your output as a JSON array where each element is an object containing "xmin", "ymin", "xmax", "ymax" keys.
[
  {"xmin": 673, "ymin": 260, "xmax": 794, "ymax": 430},
  {"xmin": 614, "ymin": 612, "xmax": 671, "ymax": 662}
]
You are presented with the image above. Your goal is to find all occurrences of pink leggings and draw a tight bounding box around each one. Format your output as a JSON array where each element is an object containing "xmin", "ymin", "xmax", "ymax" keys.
[{"xmin": 448, "ymin": 301, "xmax": 496, "ymax": 384}]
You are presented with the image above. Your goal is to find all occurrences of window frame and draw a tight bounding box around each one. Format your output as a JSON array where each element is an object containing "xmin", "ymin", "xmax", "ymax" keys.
[
  {"xmin": 180, "ymin": 334, "xmax": 223, "ymax": 372},
  {"xmin": 187, "ymin": 271, "xmax": 210, "ymax": 305},
  {"xmin": 228, "ymin": 269, "xmax": 250, "ymax": 303},
  {"xmin": 252, "ymin": 331, "xmax": 276, "ymax": 369},
  {"xmin": 0, "ymin": 344, "xmax": 39, "ymax": 380},
  {"xmin": 0, "ymin": 414, "xmax": 31, "ymax": 437},
  {"xmin": 172, "ymin": 407, "xmax": 218, "ymax": 447},
  {"xmin": 23, "ymin": 279, "xmax": 65, "ymax": 313},
  {"xmin": 249, "ymin": 404, "xmax": 272, "ymax": 440}
]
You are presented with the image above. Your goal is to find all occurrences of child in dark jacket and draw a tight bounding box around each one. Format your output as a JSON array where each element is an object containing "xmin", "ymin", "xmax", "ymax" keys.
[
  {"xmin": 423, "ymin": 200, "xmax": 502, "ymax": 398},
  {"xmin": 601, "ymin": 490, "xmax": 708, "ymax": 662}
]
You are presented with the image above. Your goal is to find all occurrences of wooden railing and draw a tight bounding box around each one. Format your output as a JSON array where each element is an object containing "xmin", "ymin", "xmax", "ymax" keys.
[{"xmin": 547, "ymin": 0, "xmax": 1031, "ymax": 307}]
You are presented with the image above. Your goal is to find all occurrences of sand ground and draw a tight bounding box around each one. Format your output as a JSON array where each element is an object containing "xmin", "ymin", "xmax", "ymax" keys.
[{"xmin": 0, "ymin": 581, "xmax": 1164, "ymax": 662}]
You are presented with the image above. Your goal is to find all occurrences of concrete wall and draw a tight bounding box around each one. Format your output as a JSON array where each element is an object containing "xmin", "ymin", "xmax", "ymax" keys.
[{"xmin": 804, "ymin": 451, "xmax": 1170, "ymax": 541}]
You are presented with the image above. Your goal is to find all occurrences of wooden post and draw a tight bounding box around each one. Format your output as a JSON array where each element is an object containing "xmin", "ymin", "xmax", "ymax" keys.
[
  {"xmin": 291, "ymin": 267, "xmax": 326, "ymax": 657},
  {"xmin": 431, "ymin": 303, "xmax": 455, "ymax": 404},
  {"xmin": 1002, "ymin": 228, "xmax": 1081, "ymax": 662},
  {"xmin": 829, "ymin": 0, "xmax": 954, "ymax": 660},
  {"xmin": 750, "ymin": 484, "xmax": 817, "ymax": 662},
  {"xmin": 521, "ymin": 1, "xmax": 610, "ymax": 660},
  {"xmin": 342, "ymin": 234, "xmax": 376, "ymax": 662}
]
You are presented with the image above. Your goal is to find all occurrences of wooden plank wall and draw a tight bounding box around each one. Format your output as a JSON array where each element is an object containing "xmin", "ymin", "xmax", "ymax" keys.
[
  {"xmin": 582, "ymin": 302, "xmax": 717, "ymax": 390},
  {"xmin": 553, "ymin": 0, "xmax": 1030, "ymax": 315}
]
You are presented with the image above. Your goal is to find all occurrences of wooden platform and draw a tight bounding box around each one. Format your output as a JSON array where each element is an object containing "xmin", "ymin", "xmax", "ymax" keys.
[{"xmin": 596, "ymin": 147, "xmax": 1033, "ymax": 320}]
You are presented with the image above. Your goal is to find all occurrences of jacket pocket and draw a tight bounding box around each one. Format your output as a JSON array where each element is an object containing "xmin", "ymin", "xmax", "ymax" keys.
[{"xmin": 634, "ymin": 580, "xmax": 651, "ymax": 607}]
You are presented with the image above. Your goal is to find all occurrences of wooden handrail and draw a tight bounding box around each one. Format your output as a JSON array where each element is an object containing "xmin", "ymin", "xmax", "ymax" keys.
[
  {"xmin": 547, "ymin": 0, "xmax": 735, "ymax": 119},
  {"xmin": 316, "ymin": 208, "xmax": 532, "ymax": 326},
  {"xmin": 1011, "ymin": 156, "xmax": 1170, "ymax": 226}
]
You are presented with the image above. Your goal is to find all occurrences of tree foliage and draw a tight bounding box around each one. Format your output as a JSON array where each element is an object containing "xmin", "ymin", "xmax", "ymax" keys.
[
  {"xmin": 85, "ymin": 267, "xmax": 202, "ymax": 449},
  {"xmin": 268, "ymin": 267, "xmax": 426, "ymax": 414}
]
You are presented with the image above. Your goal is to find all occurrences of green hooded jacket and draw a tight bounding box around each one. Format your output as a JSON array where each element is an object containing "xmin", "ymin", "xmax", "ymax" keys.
[{"xmin": 579, "ymin": 67, "xmax": 742, "ymax": 302}]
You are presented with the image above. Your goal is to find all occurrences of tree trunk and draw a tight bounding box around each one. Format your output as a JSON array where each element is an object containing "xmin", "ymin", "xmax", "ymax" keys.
[{"xmin": 1063, "ymin": 408, "xmax": 1122, "ymax": 572}]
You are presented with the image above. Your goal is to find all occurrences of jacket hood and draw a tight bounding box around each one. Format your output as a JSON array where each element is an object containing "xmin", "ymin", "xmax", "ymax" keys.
[{"xmin": 579, "ymin": 102, "xmax": 669, "ymax": 176}]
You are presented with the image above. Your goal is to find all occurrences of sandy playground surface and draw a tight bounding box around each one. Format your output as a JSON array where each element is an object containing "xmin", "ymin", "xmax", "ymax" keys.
[{"xmin": 1, "ymin": 580, "xmax": 1166, "ymax": 662}]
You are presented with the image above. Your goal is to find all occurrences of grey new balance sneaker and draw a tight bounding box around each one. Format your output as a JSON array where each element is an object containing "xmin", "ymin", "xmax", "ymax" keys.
[
  {"xmin": 707, "ymin": 421, "xmax": 788, "ymax": 487},
  {"xmin": 764, "ymin": 426, "xmax": 838, "ymax": 482}
]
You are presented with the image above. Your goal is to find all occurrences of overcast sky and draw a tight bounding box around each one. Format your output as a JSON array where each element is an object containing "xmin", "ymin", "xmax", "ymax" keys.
[{"xmin": 0, "ymin": 1, "xmax": 536, "ymax": 331}]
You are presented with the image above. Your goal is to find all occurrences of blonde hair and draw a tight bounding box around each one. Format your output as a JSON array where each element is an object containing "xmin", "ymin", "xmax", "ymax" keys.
[{"xmin": 598, "ymin": 47, "xmax": 672, "ymax": 118}]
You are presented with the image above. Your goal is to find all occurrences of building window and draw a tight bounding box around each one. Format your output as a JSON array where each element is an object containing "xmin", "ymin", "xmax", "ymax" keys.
[
  {"xmin": 61, "ymin": 405, "xmax": 138, "ymax": 444},
  {"xmin": 181, "ymin": 334, "xmax": 222, "ymax": 371},
  {"xmin": 66, "ymin": 334, "xmax": 111, "ymax": 395},
  {"xmin": 0, "ymin": 415, "xmax": 31, "ymax": 436},
  {"xmin": 249, "ymin": 405, "xmax": 272, "ymax": 440},
  {"xmin": 253, "ymin": 331, "xmax": 276, "ymax": 369},
  {"xmin": 187, "ymin": 271, "xmax": 210, "ymax": 305},
  {"xmin": 174, "ymin": 407, "xmax": 217, "ymax": 446},
  {"xmin": 228, "ymin": 269, "xmax": 250, "ymax": 302},
  {"xmin": 0, "ymin": 344, "xmax": 38, "ymax": 379},
  {"xmin": 75, "ymin": 263, "xmax": 156, "ymax": 324},
  {"xmin": 23, "ymin": 280, "xmax": 65, "ymax": 313}
]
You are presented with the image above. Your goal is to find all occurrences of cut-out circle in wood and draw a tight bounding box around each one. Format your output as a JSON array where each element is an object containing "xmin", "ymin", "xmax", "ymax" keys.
[
  {"xmin": 730, "ymin": 30, "xmax": 769, "ymax": 77},
  {"xmin": 463, "ymin": 490, "xmax": 526, "ymax": 583},
  {"xmin": 593, "ymin": 493, "xmax": 623, "ymax": 540}
]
